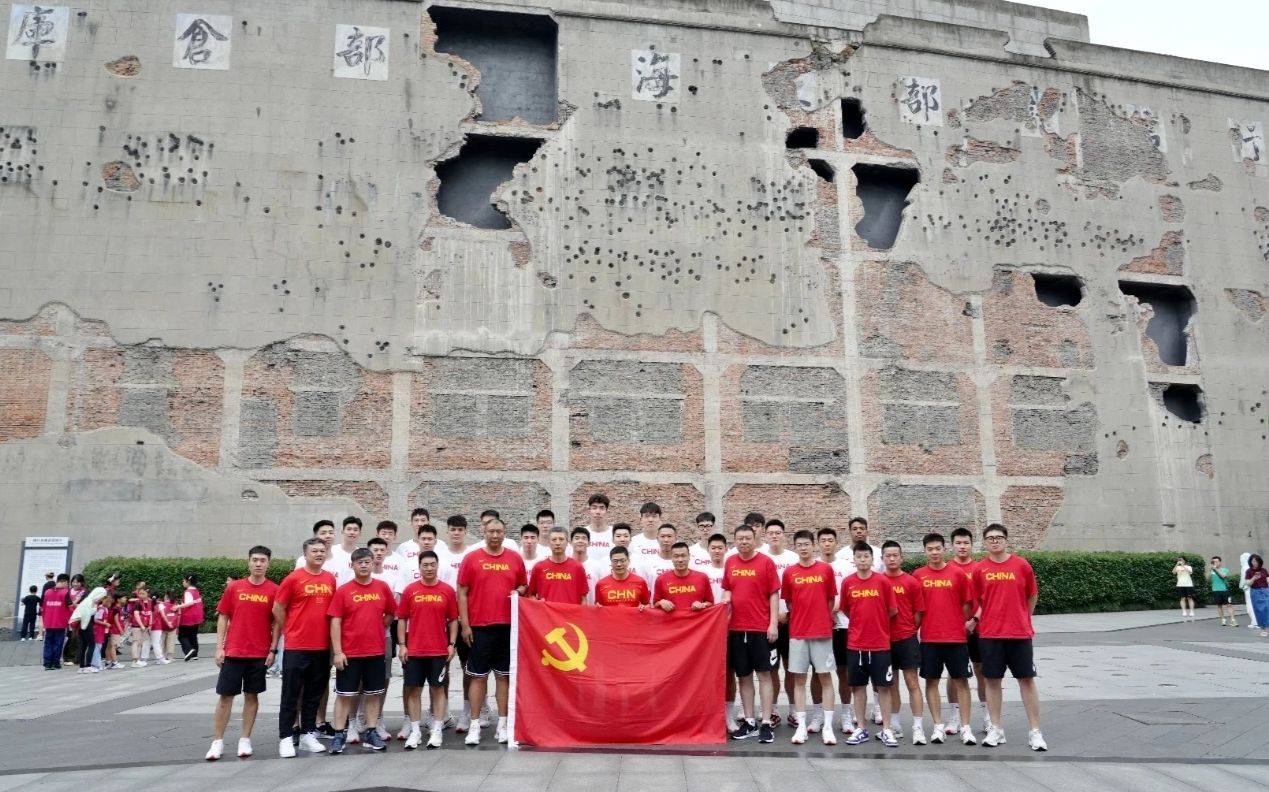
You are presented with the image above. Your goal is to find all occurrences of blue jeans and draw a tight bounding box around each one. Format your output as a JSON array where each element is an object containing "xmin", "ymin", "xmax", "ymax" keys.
[
  {"xmin": 43, "ymin": 628, "xmax": 66, "ymax": 667},
  {"xmin": 1250, "ymin": 588, "xmax": 1269, "ymax": 629}
]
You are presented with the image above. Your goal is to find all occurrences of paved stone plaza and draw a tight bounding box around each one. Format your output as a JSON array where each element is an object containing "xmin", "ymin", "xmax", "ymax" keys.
[{"xmin": 0, "ymin": 610, "xmax": 1265, "ymax": 791}]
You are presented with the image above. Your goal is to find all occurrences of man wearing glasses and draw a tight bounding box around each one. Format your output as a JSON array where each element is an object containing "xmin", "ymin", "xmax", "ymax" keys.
[{"xmin": 972, "ymin": 524, "xmax": 1047, "ymax": 752}]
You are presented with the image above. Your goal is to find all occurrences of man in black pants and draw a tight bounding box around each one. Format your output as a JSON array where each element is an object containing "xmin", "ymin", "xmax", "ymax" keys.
[{"xmin": 272, "ymin": 538, "xmax": 338, "ymax": 757}]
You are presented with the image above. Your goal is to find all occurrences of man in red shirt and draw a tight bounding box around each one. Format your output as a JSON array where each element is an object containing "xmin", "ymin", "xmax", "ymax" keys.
[
  {"xmin": 457, "ymin": 517, "xmax": 527, "ymax": 746},
  {"xmin": 839, "ymin": 542, "xmax": 898, "ymax": 747},
  {"xmin": 974, "ymin": 524, "xmax": 1046, "ymax": 751},
  {"xmin": 653, "ymin": 542, "xmax": 713, "ymax": 612},
  {"xmin": 273, "ymin": 537, "xmax": 336, "ymax": 758},
  {"xmin": 327, "ymin": 547, "xmax": 396, "ymax": 754},
  {"xmin": 948, "ymin": 525, "xmax": 985, "ymax": 735},
  {"xmin": 781, "ymin": 530, "xmax": 838, "ymax": 746},
  {"xmin": 207, "ymin": 546, "xmax": 280, "ymax": 762},
  {"xmin": 595, "ymin": 546, "xmax": 651, "ymax": 608},
  {"xmin": 527, "ymin": 527, "xmax": 589, "ymax": 604},
  {"xmin": 722, "ymin": 524, "xmax": 779, "ymax": 744},
  {"xmin": 397, "ymin": 550, "xmax": 458, "ymax": 749},
  {"xmin": 913, "ymin": 532, "xmax": 977, "ymax": 746},
  {"xmin": 40, "ymin": 573, "xmax": 71, "ymax": 670},
  {"xmin": 881, "ymin": 540, "xmax": 926, "ymax": 744}
]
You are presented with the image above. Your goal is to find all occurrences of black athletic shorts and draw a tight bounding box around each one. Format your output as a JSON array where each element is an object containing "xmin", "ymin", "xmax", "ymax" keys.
[
  {"xmin": 456, "ymin": 634, "xmax": 472, "ymax": 665},
  {"xmin": 919, "ymin": 642, "xmax": 972, "ymax": 680},
  {"xmin": 966, "ymin": 629, "xmax": 981, "ymax": 663},
  {"xmin": 335, "ymin": 655, "xmax": 388, "ymax": 695},
  {"xmin": 1213, "ymin": 591, "xmax": 1232, "ymax": 606},
  {"xmin": 846, "ymin": 649, "xmax": 893, "ymax": 688},
  {"xmin": 728, "ymin": 631, "xmax": 775, "ymax": 676},
  {"xmin": 1176, "ymin": 587, "xmax": 1195, "ymax": 598},
  {"xmin": 979, "ymin": 637, "xmax": 1036, "ymax": 680},
  {"xmin": 216, "ymin": 657, "xmax": 267, "ymax": 696},
  {"xmin": 775, "ymin": 622, "xmax": 790, "ymax": 662},
  {"xmin": 404, "ymin": 656, "xmax": 449, "ymax": 688},
  {"xmin": 831, "ymin": 628, "xmax": 849, "ymax": 665},
  {"xmin": 465, "ymin": 624, "xmax": 511, "ymax": 677},
  {"xmin": 890, "ymin": 636, "xmax": 920, "ymax": 670}
]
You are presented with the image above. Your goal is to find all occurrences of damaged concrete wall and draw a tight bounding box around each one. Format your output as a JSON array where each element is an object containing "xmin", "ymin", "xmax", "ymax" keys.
[{"xmin": 2, "ymin": 0, "xmax": 1268, "ymax": 614}]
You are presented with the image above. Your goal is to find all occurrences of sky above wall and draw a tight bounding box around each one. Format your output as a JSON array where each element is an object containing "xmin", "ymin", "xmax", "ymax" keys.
[{"xmin": 1037, "ymin": 1, "xmax": 1268, "ymax": 70}]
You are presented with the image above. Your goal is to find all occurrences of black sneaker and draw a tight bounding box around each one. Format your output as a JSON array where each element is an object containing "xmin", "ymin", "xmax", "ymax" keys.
[
  {"xmin": 730, "ymin": 720, "xmax": 757, "ymax": 740},
  {"xmin": 758, "ymin": 723, "xmax": 775, "ymax": 744},
  {"xmin": 184, "ymin": 649, "xmax": 196, "ymax": 661},
  {"xmin": 317, "ymin": 722, "xmax": 338, "ymax": 738}
]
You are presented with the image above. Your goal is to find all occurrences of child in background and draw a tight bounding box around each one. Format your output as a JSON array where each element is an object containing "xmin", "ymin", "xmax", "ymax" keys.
[
  {"xmin": 160, "ymin": 592, "xmax": 180, "ymax": 659},
  {"xmin": 107, "ymin": 596, "xmax": 126, "ymax": 669},
  {"xmin": 90, "ymin": 594, "xmax": 114, "ymax": 673},
  {"xmin": 130, "ymin": 587, "xmax": 155, "ymax": 667},
  {"xmin": 20, "ymin": 585, "xmax": 40, "ymax": 641},
  {"xmin": 149, "ymin": 591, "xmax": 172, "ymax": 664}
]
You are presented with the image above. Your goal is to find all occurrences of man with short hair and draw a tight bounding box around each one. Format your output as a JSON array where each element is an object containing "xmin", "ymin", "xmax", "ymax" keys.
[
  {"xmin": 840, "ymin": 542, "xmax": 898, "ymax": 748},
  {"xmin": 882, "ymin": 541, "xmax": 926, "ymax": 744},
  {"xmin": 40, "ymin": 573, "xmax": 71, "ymax": 670},
  {"xmin": 611, "ymin": 523, "xmax": 633, "ymax": 549},
  {"xmin": 703, "ymin": 533, "xmax": 728, "ymax": 602},
  {"xmin": 206, "ymin": 546, "xmax": 280, "ymax": 761},
  {"xmin": 579, "ymin": 494, "xmax": 615, "ymax": 555},
  {"xmin": 913, "ymin": 532, "xmax": 976, "ymax": 746},
  {"xmin": 328, "ymin": 517, "xmax": 363, "ymax": 587},
  {"xmin": 948, "ymin": 525, "xmax": 987, "ymax": 735},
  {"xmin": 596, "ymin": 546, "xmax": 651, "ymax": 607},
  {"xmin": 639, "ymin": 523, "xmax": 679, "ymax": 584},
  {"xmin": 811, "ymin": 527, "xmax": 852, "ymax": 733},
  {"xmin": 520, "ymin": 524, "xmax": 543, "ymax": 574},
  {"xmin": 630, "ymin": 502, "xmax": 664, "ymax": 560},
  {"xmin": 528, "ymin": 527, "xmax": 589, "ymax": 604},
  {"xmin": 297, "ymin": 520, "xmax": 337, "ymax": 569},
  {"xmin": 690, "ymin": 512, "xmax": 716, "ymax": 568},
  {"xmin": 782, "ymin": 530, "xmax": 838, "ymax": 746},
  {"xmin": 975, "ymin": 524, "xmax": 1045, "ymax": 751},
  {"xmin": 653, "ymin": 542, "xmax": 714, "ymax": 612},
  {"xmin": 571, "ymin": 527, "xmax": 605, "ymax": 602},
  {"xmin": 457, "ymin": 518, "xmax": 527, "ymax": 745},
  {"xmin": 441, "ymin": 515, "xmax": 472, "ymax": 589},
  {"xmin": 397, "ymin": 550, "xmax": 458, "ymax": 749},
  {"xmin": 1210, "ymin": 556, "xmax": 1237, "ymax": 626},
  {"xmin": 274, "ymin": 537, "xmax": 336, "ymax": 758},
  {"xmin": 365, "ymin": 537, "xmax": 402, "ymax": 742},
  {"xmin": 848, "ymin": 517, "xmax": 885, "ymax": 729},
  {"xmin": 761, "ymin": 519, "xmax": 800, "ymax": 727},
  {"xmin": 723, "ymin": 524, "xmax": 780, "ymax": 744},
  {"xmin": 326, "ymin": 548, "xmax": 396, "ymax": 754},
  {"xmin": 396, "ymin": 508, "xmax": 431, "ymax": 579}
]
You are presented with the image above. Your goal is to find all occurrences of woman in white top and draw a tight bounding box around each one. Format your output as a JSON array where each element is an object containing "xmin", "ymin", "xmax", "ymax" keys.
[{"xmin": 1172, "ymin": 556, "xmax": 1195, "ymax": 620}]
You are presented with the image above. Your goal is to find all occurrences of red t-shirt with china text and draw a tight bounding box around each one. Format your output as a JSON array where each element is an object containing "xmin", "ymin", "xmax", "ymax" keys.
[
  {"xmin": 457, "ymin": 547, "xmax": 527, "ymax": 626},
  {"xmin": 781, "ymin": 561, "xmax": 837, "ymax": 640},
  {"xmin": 973, "ymin": 554, "xmax": 1038, "ymax": 639},
  {"xmin": 527, "ymin": 558, "xmax": 589, "ymax": 604},
  {"xmin": 913, "ymin": 563, "xmax": 973, "ymax": 643},
  {"xmin": 400, "ymin": 580, "xmax": 458, "ymax": 657},
  {"xmin": 275, "ymin": 568, "xmax": 337, "ymax": 650},
  {"xmin": 654, "ymin": 570, "xmax": 714, "ymax": 610},
  {"xmin": 327, "ymin": 578, "xmax": 396, "ymax": 657},
  {"xmin": 883, "ymin": 570, "xmax": 924, "ymax": 642},
  {"xmin": 840, "ymin": 573, "xmax": 896, "ymax": 651},
  {"xmin": 723, "ymin": 552, "xmax": 780, "ymax": 632},
  {"xmin": 216, "ymin": 578, "xmax": 279, "ymax": 658}
]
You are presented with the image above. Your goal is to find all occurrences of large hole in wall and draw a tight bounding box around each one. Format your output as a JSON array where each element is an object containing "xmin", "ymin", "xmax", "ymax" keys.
[
  {"xmin": 1118, "ymin": 281, "xmax": 1196, "ymax": 366},
  {"xmin": 852, "ymin": 163, "xmax": 919, "ymax": 250},
  {"xmin": 1161, "ymin": 383, "xmax": 1203, "ymax": 423},
  {"xmin": 430, "ymin": 6, "xmax": 558, "ymax": 125},
  {"xmin": 841, "ymin": 98, "xmax": 866, "ymax": 139},
  {"xmin": 807, "ymin": 159, "xmax": 834, "ymax": 182},
  {"xmin": 436, "ymin": 135, "xmax": 544, "ymax": 229},
  {"xmin": 786, "ymin": 127, "xmax": 819, "ymax": 149},
  {"xmin": 1032, "ymin": 273, "xmax": 1083, "ymax": 307}
]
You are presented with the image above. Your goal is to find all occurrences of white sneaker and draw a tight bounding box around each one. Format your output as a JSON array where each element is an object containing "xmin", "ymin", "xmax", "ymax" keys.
[
  {"xmin": 131, "ymin": 661, "xmax": 146, "ymax": 668},
  {"xmin": 427, "ymin": 727, "xmax": 443, "ymax": 749},
  {"xmin": 495, "ymin": 722, "xmax": 509, "ymax": 744},
  {"xmin": 871, "ymin": 703, "xmax": 883, "ymax": 725},
  {"xmin": 404, "ymin": 729, "xmax": 421, "ymax": 750},
  {"xmin": 375, "ymin": 724, "xmax": 391, "ymax": 741},
  {"xmin": 807, "ymin": 709, "xmax": 824, "ymax": 734},
  {"xmin": 931, "ymin": 724, "xmax": 946, "ymax": 744},
  {"xmin": 159, "ymin": 657, "xmax": 172, "ymax": 665},
  {"xmin": 983, "ymin": 713, "xmax": 995, "ymax": 734},
  {"xmin": 891, "ymin": 725, "xmax": 903, "ymax": 740},
  {"xmin": 346, "ymin": 727, "xmax": 361, "ymax": 745},
  {"xmin": 205, "ymin": 739, "xmax": 223, "ymax": 761},
  {"xmin": 465, "ymin": 722, "xmax": 481, "ymax": 746},
  {"xmin": 982, "ymin": 726, "xmax": 1004, "ymax": 747},
  {"xmin": 278, "ymin": 737, "xmax": 296, "ymax": 758},
  {"xmin": 1028, "ymin": 728, "xmax": 1047, "ymax": 752},
  {"xmin": 821, "ymin": 722, "xmax": 837, "ymax": 746},
  {"xmin": 237, "ymin": 737, "xmax": 253, "ymax": 758},
  {"xmin": 960, "ymin": 725, "xmax": 977, "ymax": 745},
  {"xmin": 298, "ymin": 733, "xmax": 325, "ymax": 753},
  {"xmin": 456, "ymin": 713, "xmax": 471, "ymax": 733},
  {"xmin": 791, "ymin": 723, "xmax": 808, "ymax": 744},
  {"xmin": 87, "ymin": 666, "xmax": 101, "ymax": 673},
  {"xmin": 397, "ymin": 723, "xmax": 412, "ymax": 741},
  {"xmin": 439, "ymin": 714, "xmax": 456, "ymax": 730},
  {"xmin": 912, "ymin": 724, "xmax": 927, "ymax": 745}
]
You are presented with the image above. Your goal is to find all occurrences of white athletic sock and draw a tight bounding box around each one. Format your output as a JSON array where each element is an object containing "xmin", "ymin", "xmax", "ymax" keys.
[
  {"xmin": 795, "ymin": 711, "xmax": 806, "ymax": 724},
  {"xmin": 411, "ymin": 720, "xmax": 420, "ymax": 730},
  {"xmin": 890, "ymin": 715, "xmax": 900, "ymax": 730},
  {"xmin": 950, "ymin": 703, "xmax": 960, "ymax": 717},
  {"xmin": 497, "ymin": 716, "xmax": 508, "ymax": 729},
  {"xmin": 463, "ymin": 701, "xmax": 471, "ymax": 717},
  {"xmin": 913, "ymin": 716, "xmax": 923, "ymax": 729},
  {"xmin": 746, "ymin": 718, "xmax": 756, "ymax": 727}
]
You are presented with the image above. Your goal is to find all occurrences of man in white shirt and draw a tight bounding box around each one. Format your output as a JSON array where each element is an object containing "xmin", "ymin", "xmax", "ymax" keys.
[
  {"xmin": 570, "ymin": 527, "xmax": 607, "ymax": 603},
  {"xmin": 629, "ymin": 502, "xmax": 664, "ymax": 560},
  {"xmin": 519, "ymin": 523, "xmax": 543, "ymax": 574},
  {"xmin": 612, "ymin": 523, "xmax": 633, "ymax": 550},
  {"xmin": 689, "ymin": 512, "xmax": 716, "ymax": 569},
  {"xmin": 325, "ymin": 517, "xmax": 363, "ymax": 588},
  {"xmin": 762, "ymin": 519, "xmax": 800, "ymax": 727},
  {"xmin": 639, "ymin": 524, "xmax": 679, "ymax": 584},
  {"xmin": 439, "ymin": 516, "xmax": 474, "ymax": 589},
  {"xmin": 703, "ymin": 532, "xmax": 728, "ymax": 603},
  {"xmin": 376, "ymin": 521, "xmax": 407, "ymax": 590},
  {"xmin": 296, "ymin": 520, "xmax": 337, "ymax": 568},
  {"xmin": 394, "ymin": 508, "xmax": 431, "ymax": 584},
  {"xmin": 577, "ymin": 495, "xmax": 616, "ymax": 556}
]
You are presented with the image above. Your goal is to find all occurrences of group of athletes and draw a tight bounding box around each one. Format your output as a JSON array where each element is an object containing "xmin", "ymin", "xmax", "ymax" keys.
[{"xmin": 204, "ymin": 493, "xmax": 1048, "ymax": 760}]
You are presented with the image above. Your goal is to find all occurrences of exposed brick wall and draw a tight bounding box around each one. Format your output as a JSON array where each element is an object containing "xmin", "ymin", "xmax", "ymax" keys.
[
  {"xmin": 721, "ymin": 483, "xmax": 852, "ymax": 533},
  {"xmin": 263, "ymin": 480, "xmax": 390, "ymax": 522},
  {"xmin": 856, "ymin": 260, "xmax": 975, "ymax": 364},
  {"xmin": 993, "ymin": 375, "xmax": 1098, "ymax": 476},
  {"xmin": 1120, "ymin": 231, "xmax": 1185, "ymax": 276},
  {"xmin": 412, "ymin": 480, "xmax": 550, "ymax": 541},
  {"xmin": 720, "ymin": 363, "xmax": 850, "ymax": 474},
  {"xmin": 984, "ymin": 268, "xmax": 1094, "ymax": 369},
  {"xmin": 570, "ymin": 313, "xmax": 703, "ymax": 353},
  {"xmin": 1000, "ymin": 485, "xmax": 1063, "ymax": 550},
  {"xmin": 862, "ymin": 367, "xmax": 981, "ymax": 475},
  {"xmin": 0, "ymin": 349, "xmax": 50, "ymax": 442},
  {"xmin": 868, "ymin": 483, "xmax": 985, "ymax": 548},
  {"xmin": 569, "ymin": 481, "xmax": 706, "ymax": 529}
]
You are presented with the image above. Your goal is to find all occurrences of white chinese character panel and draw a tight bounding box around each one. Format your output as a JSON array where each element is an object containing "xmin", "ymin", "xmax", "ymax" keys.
[
  {"xmin": 897, "ymin": 76, "xmax": 942, "ymax": 126},
  {"xmin": 333, "ymin": 24, "xmax": 388, "ymax": 81},
  {"xmin": 1233, "ymin": 120, "xmax": 1264, "ymax": 163},
  {"xmin": 173, "ymin": 13, "xmax": 231, "ymax": 70},
  {"xmin": 631, "ymin": 50, "xmax": 679, "ymax": 102},
  {"xmin": 6, "ymin": 4, "xmax": 68, "ymax": 62}
]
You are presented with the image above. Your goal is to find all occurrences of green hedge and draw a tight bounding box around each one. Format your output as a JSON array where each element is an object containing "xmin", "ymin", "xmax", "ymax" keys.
[{"xmin": 81, "ymin": 556, "xmax": 293, "ymax": 631}]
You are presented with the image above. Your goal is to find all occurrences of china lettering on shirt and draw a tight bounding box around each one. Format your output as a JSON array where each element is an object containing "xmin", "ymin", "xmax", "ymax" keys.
[
  {"xmin": 325, "ymin": 545, "xmax": 356, "ymax": 587},
  {"xmin": 629, "ymin": 533, "xmax": 662, "ymax": 558},
  {"xmin": 689, "ymin": 544, "xmax": 714, "ymax": 569},
  {"xmin": 639, "ymin": 555, "xmax": 675, "ymax": 584},
  {"xmin": 762, "ymin": 547, "xmax": 799, "ymax": 613},
  {"xmin": 703, "ymin": 564, "xmax": 726, "ymax": 602}
]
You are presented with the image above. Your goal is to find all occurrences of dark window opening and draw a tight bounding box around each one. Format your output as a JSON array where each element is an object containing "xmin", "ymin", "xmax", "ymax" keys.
[
  {"xmin": 786, "ymin": 127, "xmax": 819, "ymax": 149},
  {"xmin": 842, "ymin": 98, "xmax": 866, "ymax": 139},
  {"xmin": 807, "ymin": 159, "xmax": 834, "ymax": 183},
  {"xmin": 436, "ymin": 135, "xmax": 544, "ymax": 229},
  {"xmin": 1118, "ymin": 282, "xmax": 1195, "ymax": 366},
  {"xmin": 1032, "ymin": 273, "xmax": 1083, "ymax": 307},
  {"xmin": 430, "ymin": 7, "xmax": 558, "ymax": 125},
  {"xmin": 1161, "ymin": 383, "xmax": 1203, "ymax": 423},
  {"xmin": 853, "ymin": 163, "xmax": 919, "ymax": 250}
]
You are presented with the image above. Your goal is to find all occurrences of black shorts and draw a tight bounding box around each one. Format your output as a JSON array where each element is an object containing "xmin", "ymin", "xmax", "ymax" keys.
[
  {"xmin": 404, "ymin": 656, "xmax": 449, "ymax": 688},
  {"xmin": 1213, "ymin": 591, "xmax": 1232, "ymax": 606},
  {"xmin": 389, "ymin": 620, "xmax": 402, "ymax": 656},
  {"xmin": 465, "ymin": 625, "xmax": 511, "ymax": 677},
  {"xmin": 775, "ymin": 622, "xmax": 790, "ymax": 662},
  {"xmin": 335, "ymin": 655, "xmax": 388, "ymax": 695},
  {"xmin": 846, "ymin": 649, "xmax": 893, "ymax": 687},
  {"xmin": 966, "ymin": 630, "xmax": 981, "ymax": 664},
  {"xmin": 1176, "ymin": 587, "xmax": 1195, "ymax": 598},
  {"xmin": 728, "ymin": 631, "xmax": 775, "ymax": 676},
  {"xmin": 979, "ymin": 638, "xmax": 1036, "ymax": 680},
  {"xmin": 919, "ymin": 642, "xmax": 972, "ymax": 680},
  {"xmin": 455, "ymin": 635, "xmax": 472, "ymax": 665},
  {"xmin": 216, "ymin": 657, "xmax": 267, "ymax": 696},
  {"xmin": 831, "ymin": 629, "xmax": 849, "ymax": 665},
  {"xmin": 890, "ymin": 636, "xmax": 920, "ymax": 670}
]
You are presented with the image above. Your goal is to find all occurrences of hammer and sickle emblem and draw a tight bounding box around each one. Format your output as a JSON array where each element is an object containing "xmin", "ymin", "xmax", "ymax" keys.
[{"xmin": 540, "ymin": 622, "xmax": 588, "ymax": 672}]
